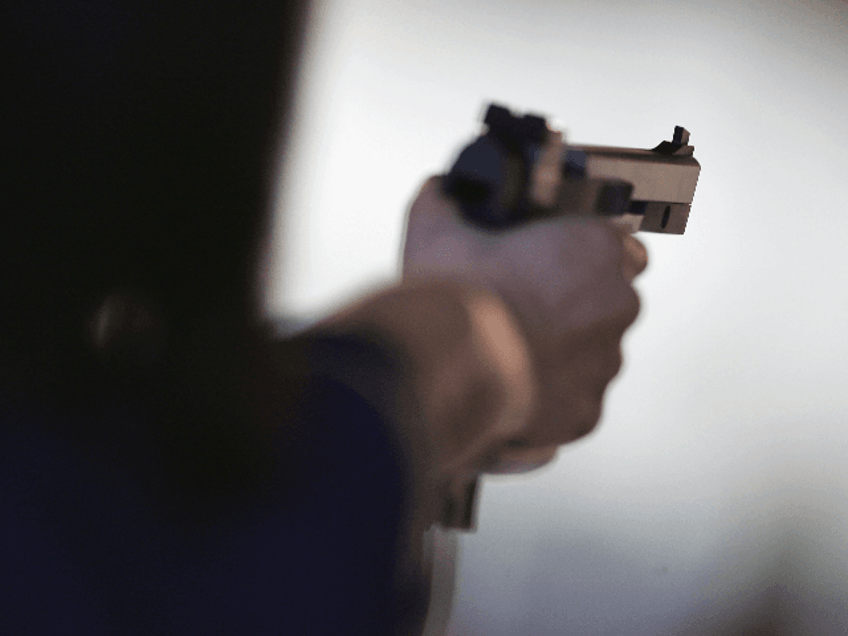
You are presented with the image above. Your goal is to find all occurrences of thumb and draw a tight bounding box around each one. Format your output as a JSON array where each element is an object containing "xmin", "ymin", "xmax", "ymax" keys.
[
  {"xmin": 402, "ymin": 176, "xmax": 473, "ymax": 279},
  {"xmin": 406, "ymin": 176, "xmax": 461, "ymax": 227}
]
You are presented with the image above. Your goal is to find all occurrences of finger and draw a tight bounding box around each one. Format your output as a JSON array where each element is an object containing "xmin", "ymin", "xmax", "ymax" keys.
[
  {"xmin": 620, "ymin": 235, "xmax": 648, "ymax": 281},
  {"xmin": 485, "ymin": 444, "xmax": 559, "ymax": 474},
  {"xmin": 607, "ymin": 222, "xmax": 648, "ymax": 281}
]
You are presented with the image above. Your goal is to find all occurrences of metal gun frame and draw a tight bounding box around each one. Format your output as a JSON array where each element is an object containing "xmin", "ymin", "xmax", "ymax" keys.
[{"xmin": 443, "ymin": 103, "xmax": 701, "ymax": 235}]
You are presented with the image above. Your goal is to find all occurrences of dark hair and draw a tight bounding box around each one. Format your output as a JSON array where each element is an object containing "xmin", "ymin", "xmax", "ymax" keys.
[
  {"xmin": 1, "ymin": 0, "xmax": 310, "ymax": 385},
  {"xmin": 1, "ymin": 1, "xmax": 313, "ymax": 513}
]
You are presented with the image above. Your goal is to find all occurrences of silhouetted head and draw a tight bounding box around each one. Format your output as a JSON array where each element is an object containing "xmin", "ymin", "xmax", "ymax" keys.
[{"xmin": 2, "ymin": 0, "xmax": 310, "ymax": 386}]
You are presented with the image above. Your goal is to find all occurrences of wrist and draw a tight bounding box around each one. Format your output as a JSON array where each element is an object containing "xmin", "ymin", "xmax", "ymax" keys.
[{"xmin": 310, "ymin": 280, "xmax": 536, "ymax": 479}]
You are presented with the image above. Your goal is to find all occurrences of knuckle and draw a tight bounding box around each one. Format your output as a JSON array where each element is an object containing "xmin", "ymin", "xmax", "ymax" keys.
[
  {"xmin": 604, "ymin": 346, "xmax": 624, "ymax": 379},
  {"xmin": 621, "ymin": 284, "xmax": 641, "ymax": 324},
  {"xmin": 573, "ymin": 397, "xmax": 603, "ymax": 438},
  {"xmin": 605, "ymin": 280, "xmax": 640, "ymax": 328},
  {"xmin": 622, "ymin": 235, "xmax": 649, "ymax": 278},
  {"xmin": 561, "ymin": 388, "xmax": 603, "ymax": 441}
]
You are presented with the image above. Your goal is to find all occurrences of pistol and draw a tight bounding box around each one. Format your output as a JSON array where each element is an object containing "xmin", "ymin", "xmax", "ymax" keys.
[
  {"xmin": 439, "ymin": 103, "xmax": 701, "ymax": 530},
  {"xmin": 443, "ymin": 102, "xmax": 700, "ymax": 234}
]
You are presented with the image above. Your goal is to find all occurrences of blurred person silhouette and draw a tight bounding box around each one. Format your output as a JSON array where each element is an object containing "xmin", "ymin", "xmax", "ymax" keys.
[{"xmin": 1, "ymin": 0, "xmax": 646, "ymax": 634}]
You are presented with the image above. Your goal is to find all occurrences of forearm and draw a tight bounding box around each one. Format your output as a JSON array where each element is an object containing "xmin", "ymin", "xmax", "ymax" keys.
[{"xmin": 304, "ymin": 280, "xmax": 536, "ymax": 489}]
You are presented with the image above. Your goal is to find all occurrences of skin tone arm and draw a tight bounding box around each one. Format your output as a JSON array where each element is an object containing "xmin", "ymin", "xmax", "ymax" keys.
[
  {"xmin": 405, "ymin": 177, "xmax": 648, "ymax": 474},
  {"xmin": 306, "ymin": 172, "xmax": 647, "ymax": 531}
]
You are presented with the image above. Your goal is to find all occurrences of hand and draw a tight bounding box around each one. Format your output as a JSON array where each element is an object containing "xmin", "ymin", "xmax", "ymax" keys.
[{"xmin": 402, "ymin": 177, "xmax": 647, "ymax": 474}]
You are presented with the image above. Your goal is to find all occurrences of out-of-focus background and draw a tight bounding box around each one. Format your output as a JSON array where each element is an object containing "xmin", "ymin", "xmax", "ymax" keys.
[{"xmin": 264, "ymin": 0, "xmax": 848, "ymax": 633}]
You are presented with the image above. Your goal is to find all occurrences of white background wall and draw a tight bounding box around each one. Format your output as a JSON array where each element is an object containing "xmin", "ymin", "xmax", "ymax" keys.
[{"xmin": 265, "ymin": 1, "xmax": 848, "ymax": 633}]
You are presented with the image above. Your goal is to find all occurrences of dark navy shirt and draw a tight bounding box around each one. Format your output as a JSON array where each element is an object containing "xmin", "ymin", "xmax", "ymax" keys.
[{"xmin": 1, "ymin": 335, "xmax": 426, "ymax": 635}]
